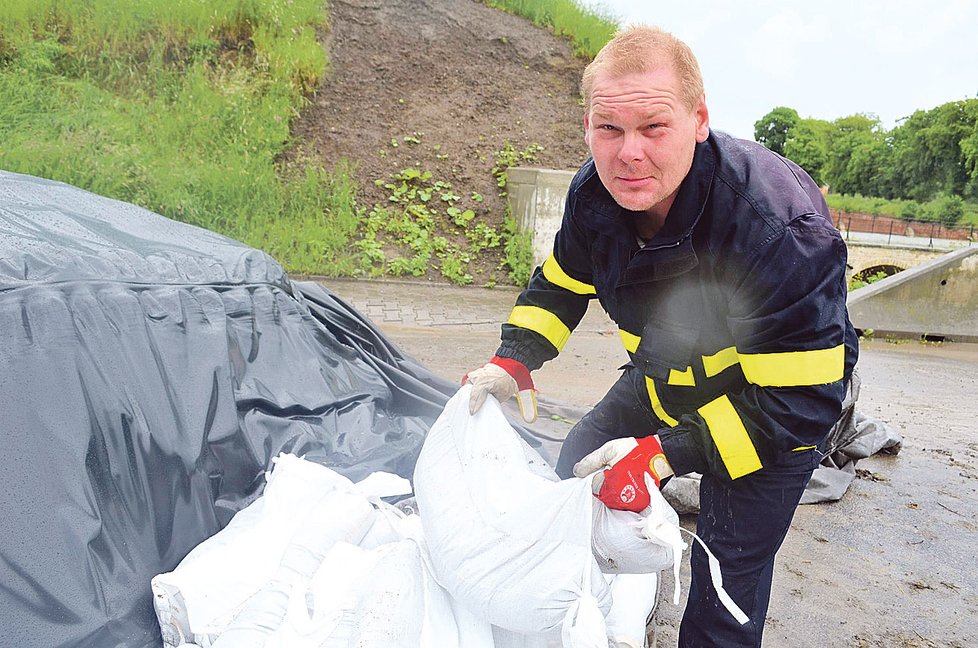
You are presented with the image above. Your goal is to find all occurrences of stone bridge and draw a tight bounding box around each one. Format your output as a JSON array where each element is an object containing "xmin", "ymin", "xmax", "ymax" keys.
[{"xmin": 844, "ymin": 243, "xmax": 947, "ymax": 280}]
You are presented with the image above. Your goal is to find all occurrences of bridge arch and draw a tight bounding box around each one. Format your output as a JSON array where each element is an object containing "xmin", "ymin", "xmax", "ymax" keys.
[{"xmin": 845, "ymin": 244, "xmax": 946, "ymax": 281}]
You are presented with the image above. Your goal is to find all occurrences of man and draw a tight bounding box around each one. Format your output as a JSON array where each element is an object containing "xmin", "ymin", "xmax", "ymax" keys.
[{"xmin": 466, "ymin": 25, "xmax": 858, "ymax": 647}]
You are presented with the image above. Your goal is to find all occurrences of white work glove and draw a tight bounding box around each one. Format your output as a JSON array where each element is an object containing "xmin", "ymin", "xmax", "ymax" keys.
[
  {"xmin": 573, "ymin": 436, "xmax": 674, "ymax": 512},
  {"xmin": 464, "ymin": 356, "xmax": 537, "ymax": 423}
]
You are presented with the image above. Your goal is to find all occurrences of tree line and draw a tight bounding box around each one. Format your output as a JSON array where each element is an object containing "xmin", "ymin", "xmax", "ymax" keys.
[{"xmin": 754, "ymin": 100, "xmax": 978, "ymax": 225}]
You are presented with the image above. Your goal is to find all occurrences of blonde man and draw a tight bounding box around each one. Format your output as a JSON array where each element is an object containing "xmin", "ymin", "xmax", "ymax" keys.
[{"xmin": 467, "ymin": 26, "xmax": 856, "ymax": 647}]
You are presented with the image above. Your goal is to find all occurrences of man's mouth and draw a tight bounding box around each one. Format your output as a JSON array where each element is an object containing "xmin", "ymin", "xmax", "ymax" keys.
[{"xmin": 617, "ymin": 176, "xmax": 653, "ymax": 185}]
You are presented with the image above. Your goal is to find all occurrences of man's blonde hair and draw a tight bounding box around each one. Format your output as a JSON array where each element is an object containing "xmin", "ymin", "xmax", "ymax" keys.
[{"xmin": 581, "ymin": 25, "xmax": 704, "ymax": 112}]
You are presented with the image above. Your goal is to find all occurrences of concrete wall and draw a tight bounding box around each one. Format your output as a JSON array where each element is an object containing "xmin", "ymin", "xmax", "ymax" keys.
[
  {"xmin": 507, "ymin": 167, "xmax": 574, "ymax": 267},
  {"xmin": 847, "ymin": 247, "xmax": 978, "ymax": 341}
]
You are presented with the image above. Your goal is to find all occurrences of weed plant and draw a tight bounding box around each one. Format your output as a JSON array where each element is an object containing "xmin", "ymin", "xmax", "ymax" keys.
[
  {"xmin": 0, "ymin": 0, "xmax": 361, "ymax": 275},
  {"xmin": 358, "ymin": 141, "xmax": 542, "ymax": 286}
]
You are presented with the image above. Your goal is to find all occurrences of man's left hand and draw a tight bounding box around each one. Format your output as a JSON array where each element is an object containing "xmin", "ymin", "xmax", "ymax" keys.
[{"xmin": 573, "ymin": 435, "xmax": 674, "ymax": 512}]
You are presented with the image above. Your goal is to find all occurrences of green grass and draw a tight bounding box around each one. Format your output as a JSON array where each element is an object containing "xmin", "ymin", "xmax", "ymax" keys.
[
  {"xmin": 482, "ymin": 0, "xmax": 618, "ymax": 58},
  {"xmin": 0, "ymin": 0, "xmax": 363, "ymax": 276},
  {"xmin": 0, "ymin": 0, "xmax": 619, "ymax": 282}
]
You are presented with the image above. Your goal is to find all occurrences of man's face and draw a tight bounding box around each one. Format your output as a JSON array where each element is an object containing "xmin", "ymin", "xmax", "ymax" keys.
[{"xmin": 584, "ymin": 67, "xmax": 709, "ymax": 221}]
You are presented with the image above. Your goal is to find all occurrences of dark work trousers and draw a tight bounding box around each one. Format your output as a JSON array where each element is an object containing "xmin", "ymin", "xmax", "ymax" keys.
[{"xmin": 555, "ymin": 366, "xmax": 819, "ymax": 648}]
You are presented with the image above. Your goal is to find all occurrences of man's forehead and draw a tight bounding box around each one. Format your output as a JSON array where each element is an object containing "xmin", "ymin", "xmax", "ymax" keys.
[{"xmin": 589, "ymin": 81, "xmax": 682, "ymax": 113}]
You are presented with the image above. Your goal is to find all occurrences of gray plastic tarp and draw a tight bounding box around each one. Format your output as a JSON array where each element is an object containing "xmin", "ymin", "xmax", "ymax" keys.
[{"xmin": 0, "ymin": 170, "xmax": 544, "ymax": 647}]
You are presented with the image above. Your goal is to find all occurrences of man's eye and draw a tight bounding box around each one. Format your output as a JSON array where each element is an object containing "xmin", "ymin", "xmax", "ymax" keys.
[
  {"xmin": 599, "ymin": 124, "xmax": 617, "ymax": 131},
  {"xmin": 648, "ymin": 123, "xmax": 663, "ymax": 130}
]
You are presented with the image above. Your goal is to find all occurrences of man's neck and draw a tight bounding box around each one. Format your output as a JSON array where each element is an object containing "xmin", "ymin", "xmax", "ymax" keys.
[
  {"xmin": 636, "ymin": 190, "xmax": 677, "ymax": 240},
  {"xmin": 635, "ymin": 210, "xmax": 668, "ymax": 241}
]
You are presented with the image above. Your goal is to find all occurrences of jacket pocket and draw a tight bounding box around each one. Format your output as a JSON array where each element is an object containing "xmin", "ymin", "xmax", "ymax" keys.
[{"xmin": 634, "ymin": 318, "xmax": 698, "ymax": 382}]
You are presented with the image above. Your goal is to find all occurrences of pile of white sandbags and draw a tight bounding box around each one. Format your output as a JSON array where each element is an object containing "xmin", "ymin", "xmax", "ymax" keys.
[{"xmin": 152, "ymin": 388, "xmax": 691, "ymax": 648}]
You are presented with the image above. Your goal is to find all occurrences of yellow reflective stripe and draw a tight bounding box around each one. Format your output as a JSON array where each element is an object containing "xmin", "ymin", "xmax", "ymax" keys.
[
  {"xmin": 542, "ymin": 254, "xmax": 596, "ymax": 295},
  {"xmin": 645, "ymin": 377, "xmax": 678, "ymax": 427},
  {"xmin": 739, "ymin": 345, "xmax": 845, "ymax": 387},
  {"xmin": 667, "ymin": 366, "xmax": 695, "ymax": 386},
  {"xmin": 620, "ymin": 328, "xmax": 693, "ymax": 385},
  {"xmin": 792, "ymin": 445, "xmax": 817, "ymax": 452},
  {"xmin": 507, "ymin": 305, "xmax": 571, "ymax": 351},
  {"xmin": 697, "ymin": 395, "xmax": 762, "ymax": 479},
  {"xmin": 619, "ymin": 329, "xmax": 640, "ymax": 353},
  {"xmin": 703, "ymin": 346, "xmax": 739, "ymax": 377}
]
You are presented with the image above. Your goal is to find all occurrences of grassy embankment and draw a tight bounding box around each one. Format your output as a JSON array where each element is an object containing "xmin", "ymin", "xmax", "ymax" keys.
[
  {"xmin": 0, "ymin": 0, "xmax": 361, "ymax": 275},
  {"xmin": 0, "ymin": 0, "xmax": 620, "ymax": 282}
]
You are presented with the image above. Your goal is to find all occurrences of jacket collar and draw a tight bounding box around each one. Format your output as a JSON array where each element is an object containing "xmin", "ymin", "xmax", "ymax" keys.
[{"xmin": 573, "ymin": 133, "xmax": 718, "ymax": 284}]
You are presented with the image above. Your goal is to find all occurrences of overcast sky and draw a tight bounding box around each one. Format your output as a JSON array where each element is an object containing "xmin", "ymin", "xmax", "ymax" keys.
[{"xmin": 579, "ymin": 0, "xmax": 978, "ymax": 141}]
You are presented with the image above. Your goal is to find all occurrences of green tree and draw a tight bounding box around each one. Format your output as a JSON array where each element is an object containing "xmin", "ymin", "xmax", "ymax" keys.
[
  {"xmin": 822, "ymin": 114, "xmax": 884, "ymax": 195},
  {"xmin": 954, "ymin": 99, "xmax": 978, "ymax": 200},
  {"xmin": 754, "ymin": 106, "xmax": 799, "ymax": 155},
  {"xmin": 783, "ymin": 118, "xmax": 832, "ymax": 186},
  {"xmin": 846, "ymin": 134, "xmax": 893, "ymax": 197},
  {"xmin": 888, "ymin": 100, "xmax": 976, "ymax": 201}
]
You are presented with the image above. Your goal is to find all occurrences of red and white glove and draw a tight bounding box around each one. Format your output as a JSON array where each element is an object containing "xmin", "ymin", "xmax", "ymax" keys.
[
  {"xmin": 572, "ymin": 435, "xmax": 674, "ymax": 512},
  {"xmin": 464, "ymin": 356, "xmax": 537, "ymax": 423}
]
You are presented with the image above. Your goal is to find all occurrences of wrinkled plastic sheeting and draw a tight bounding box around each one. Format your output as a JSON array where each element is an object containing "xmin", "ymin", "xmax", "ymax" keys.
[
  {"xmin": 662, "ymin": 369, "xmax": 904, "ymax": 513},
  {"xmin": 0, "ymin": 170, "xmax": 505, "ymax": 647}
]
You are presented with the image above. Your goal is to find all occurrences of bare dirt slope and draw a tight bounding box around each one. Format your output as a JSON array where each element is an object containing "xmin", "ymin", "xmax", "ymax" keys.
[{"xmin": 289, "ymin": 0, "xmax": 590, "ymax": 283}]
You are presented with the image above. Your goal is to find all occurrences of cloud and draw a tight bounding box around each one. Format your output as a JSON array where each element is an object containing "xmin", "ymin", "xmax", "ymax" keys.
[{"xmin": 744, "ymin": 8, "xmax": 829, "ymax": 81}]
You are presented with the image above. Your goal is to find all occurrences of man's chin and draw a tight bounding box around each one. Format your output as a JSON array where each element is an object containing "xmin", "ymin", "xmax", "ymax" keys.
[{"xmin": 608, "ymin": 190, "xmax": 658, "ymax": 214}]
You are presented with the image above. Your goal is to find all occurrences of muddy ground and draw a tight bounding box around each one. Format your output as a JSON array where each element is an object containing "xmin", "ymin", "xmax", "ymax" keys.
[{"xmin": 326, "ymin": 278, "xmax": 978, "ymax": 647}]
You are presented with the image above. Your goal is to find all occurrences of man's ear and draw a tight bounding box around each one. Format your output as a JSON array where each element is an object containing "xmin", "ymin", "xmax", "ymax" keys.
[
  {"xmin": 583, "ymin": 111, "xmax": 591, "ymax": 148},
  {"xmin": 694, "ymin": 96, "xmax": 710, "ymax": 143}
]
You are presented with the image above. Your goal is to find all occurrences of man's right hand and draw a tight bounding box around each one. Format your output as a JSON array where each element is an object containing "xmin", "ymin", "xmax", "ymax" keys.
[
  {"xmin": 573, "ymin": 435, "xmax": 674, "ymax": 512},
  {"xmin": 464, "ymin": 356, "xmax": 537, "ymax": 423}
]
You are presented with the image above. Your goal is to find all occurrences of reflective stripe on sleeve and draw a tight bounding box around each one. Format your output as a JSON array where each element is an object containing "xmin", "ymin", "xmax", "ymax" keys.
[
  {"xmin": 697, "ymin": 394, "xmax": 762, "ymax": 479},
  {"xmin": 645, "ymin": 376, "xmax": 678, "ymax": 427},
  {"xmin": 619, "ymin": 329, "xmax": 640, "ymax": 353},
  {"xmin": 542, "ymin": 254, "xmax": 596, "ymax": 295},
  {"xmin": 702, "ymin": 346, "xmax": 739, "ymax": 377},
  {"xmin": 739, "ymin": 344, "xmax": 845, "ymax": 387},
  {"xmin": 507, "ymin": 305, "xmax": 571, "ymax": 351}
]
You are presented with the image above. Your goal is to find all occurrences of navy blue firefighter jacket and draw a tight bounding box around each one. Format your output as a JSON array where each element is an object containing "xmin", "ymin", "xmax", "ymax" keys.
[{"xmin": 495, "ymin": 131, "xmax": 859, "ymax": 481}]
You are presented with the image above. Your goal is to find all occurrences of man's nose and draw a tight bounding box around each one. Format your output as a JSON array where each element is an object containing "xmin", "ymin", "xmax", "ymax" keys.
[{"xmin": 618, "ymin": 131, "xmax": 646, "ymax": 163}]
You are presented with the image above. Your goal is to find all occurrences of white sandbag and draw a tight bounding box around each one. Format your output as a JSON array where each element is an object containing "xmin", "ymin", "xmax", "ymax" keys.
[
  {"xmin": 152, "ymin": 453, "xmax": 411, "ymax": 646},
  {"xmin": 591, "ymin": 489, "xmax": 679, "ymax": 574},
  {"xmin": 266, "ymin": 535, "xmax": 496, "ymax": 648},
  {"xmin": 414, "ymin": 386, "xmax": 612, "ymax": 641},
  {"xmin": 314, "ymin": 539, "xmax": 427, "ymax": 647},
  {"xmin": 604, "ymin": 573, "xmax": 658, "ymax": 648},
  {"xmin": 261, "ymin": 541, "xmax": 385, "ymax": 647},
  {"xmin": 209, "ymin": 489, "xmax": 376, "ymax": 648},
  {"xmin": 491, "ymin": 626, "xmax": 553, "ymax": 648}
]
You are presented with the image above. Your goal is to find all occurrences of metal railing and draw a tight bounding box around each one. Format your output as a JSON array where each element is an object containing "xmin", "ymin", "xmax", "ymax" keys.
[{"xmin": 831, "ymin": 211, "xmax": 975, "ymax": 247}]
